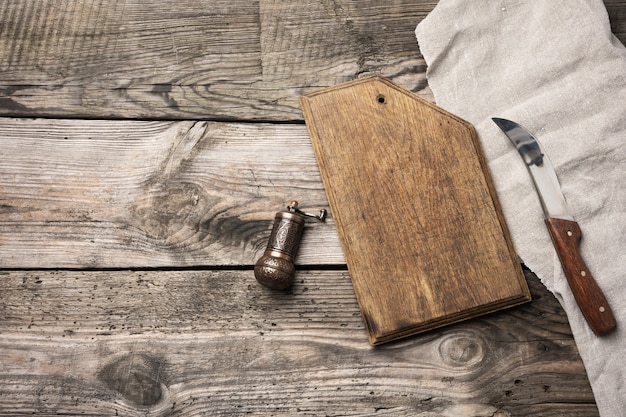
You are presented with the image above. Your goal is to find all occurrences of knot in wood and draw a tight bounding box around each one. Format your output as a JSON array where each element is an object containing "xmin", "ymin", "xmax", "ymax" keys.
[
  {"xmin": 438, "ymin": 331, "xmax": 486, "ymax": 369},
  {"xmin": 99, "ymin": 353, "xmax": 169, "ymax": 407}
]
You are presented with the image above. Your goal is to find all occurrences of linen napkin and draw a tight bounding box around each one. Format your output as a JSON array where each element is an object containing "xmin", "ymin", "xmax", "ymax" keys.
[{"xmin": 416, "ymin": 1, "xmax": 625, "ymax": 416}]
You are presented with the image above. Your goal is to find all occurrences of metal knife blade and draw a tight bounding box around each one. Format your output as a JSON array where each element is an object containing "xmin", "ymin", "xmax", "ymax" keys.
[{"xmin": 492, "ymin": 117, "xmax": 616, "ymax": 335}]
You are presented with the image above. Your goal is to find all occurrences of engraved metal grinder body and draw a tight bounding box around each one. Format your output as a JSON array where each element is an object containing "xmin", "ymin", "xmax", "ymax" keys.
[{"xmin": 254, "ymin": 202, "xmax": 326, "ymax": 290}]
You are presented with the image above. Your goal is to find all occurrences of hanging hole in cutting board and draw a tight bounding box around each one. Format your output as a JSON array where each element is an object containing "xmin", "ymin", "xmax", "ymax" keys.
[{"xmin": 377, "ymin": 94, "xmax": 386, "ymax": 104}]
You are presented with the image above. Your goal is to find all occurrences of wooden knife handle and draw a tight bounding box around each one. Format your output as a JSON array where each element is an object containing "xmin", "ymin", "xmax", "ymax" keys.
[{"xmin": 545, "ymin": 217, "xmax": 616, "ymax": 335}]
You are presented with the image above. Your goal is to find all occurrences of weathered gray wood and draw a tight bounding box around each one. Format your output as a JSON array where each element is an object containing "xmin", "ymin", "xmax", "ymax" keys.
[
  {"xmin": 0, "ymin": 0, "xmax": 433, "ymax": 121},
  {"xmin": 0, "ymin": 118, "xmax": 341, "ymax": 268},
  {"xmin": 0, "ymin": 269, "xmax": 598, "ymax": 416},
  {"xmin": 1, "ymin": 1, "xmax": 622, "ymax": 413},
  {"xmin": 1, "ymin": 1, "xmax": 623, "ymax": 121}
]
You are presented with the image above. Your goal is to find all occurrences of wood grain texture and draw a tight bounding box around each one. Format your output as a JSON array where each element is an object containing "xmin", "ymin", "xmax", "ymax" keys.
[
  {"xmin": 1, "ymin": 0, "xmax": 623, "ymax": 413},
  {"xmin": 301, "ymin": 77, "xmax": 530, "ymax": 344},
  {"xmin": 0, "ymin": 0, "xmax": 432, "ymax": 121},
  {"xmin": 0, "ymin": 1, "xmax": 623, "ymax": 122},
  {"xmin": 0, "ymin": 269, "xmax": 598, "ymax": 416},
  {"xmin": 0, "ymin": 118, "xmax": 340, "ymax": 268},
  {"xmin": 544, "ymin": 217, "xmax": 616, "ymax": 335}
]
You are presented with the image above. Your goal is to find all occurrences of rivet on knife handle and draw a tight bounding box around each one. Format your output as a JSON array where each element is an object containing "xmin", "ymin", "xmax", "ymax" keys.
[
  {"xmin": 492, "ymin": 117, "xmax": 617, "ymax": 335},
  {"xmin": 545, "ymin": 217, "xmax": 616, "ymax": 335}
]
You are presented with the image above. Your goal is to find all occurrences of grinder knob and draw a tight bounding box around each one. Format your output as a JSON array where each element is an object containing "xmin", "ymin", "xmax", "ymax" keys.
[{"xmin": 254, "ymin": 201, "xmax": 326, "ymax": 290}]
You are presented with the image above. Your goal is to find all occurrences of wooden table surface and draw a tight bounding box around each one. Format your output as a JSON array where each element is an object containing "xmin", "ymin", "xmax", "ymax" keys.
[{"xmin": 1, "ymin": 1, "xmax": 624, "ymax": 416}]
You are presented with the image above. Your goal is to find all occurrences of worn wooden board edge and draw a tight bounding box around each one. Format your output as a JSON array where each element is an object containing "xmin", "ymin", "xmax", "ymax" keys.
[
  {"xmin": 300, "ymin": 76, "xmax": 531, "ymax": 345},
  {"xmin": 370, "ymin": 294, "xmax": 532, "ymax": 345}
]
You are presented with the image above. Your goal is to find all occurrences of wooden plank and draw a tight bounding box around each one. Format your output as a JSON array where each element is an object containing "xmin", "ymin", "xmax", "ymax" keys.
[
  {"xmin": 0, "ymin": 0, "xmax": 433, "ymax": 121},
  {"xmin": 0, "ymin": 269, "xmax": 598, "ymax": 416},
  {"xmin": 0, "ymin": 0, "xmax": 624, "ymax": 122},
  {"xmin": 301, "ymin": 77, "xmax": 530, "ymax": 344},
  {"xmin": 0, "ymin": 118, "xmax": 341, "ymax": 268}
]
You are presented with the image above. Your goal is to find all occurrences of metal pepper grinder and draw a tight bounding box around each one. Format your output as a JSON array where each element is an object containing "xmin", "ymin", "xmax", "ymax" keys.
[{"xmin": 254, "ymin": 201, "xmax": 326, "ymax": 290}]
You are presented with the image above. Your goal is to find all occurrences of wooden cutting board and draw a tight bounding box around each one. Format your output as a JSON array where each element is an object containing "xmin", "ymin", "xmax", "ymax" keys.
[{"xmin": 300, "ymin": 76, "xmax": 531, "ymax": 345}]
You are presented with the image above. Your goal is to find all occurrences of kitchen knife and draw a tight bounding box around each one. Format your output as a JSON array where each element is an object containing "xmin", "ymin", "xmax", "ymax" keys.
[{"xmin": 492, "ymin": 117, "xmax": 616, "ymax": 335}]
